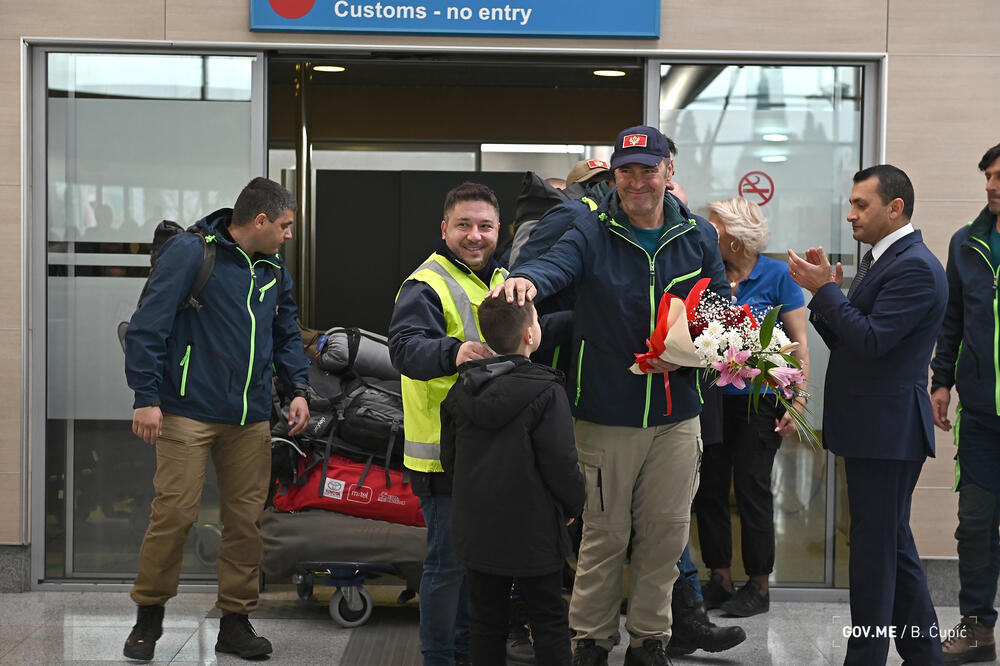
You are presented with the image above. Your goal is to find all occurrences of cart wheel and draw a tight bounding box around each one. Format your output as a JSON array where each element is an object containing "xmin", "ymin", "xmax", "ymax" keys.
[
  {"xmin": 329, "ymin": 586, "xmax": 373, "ymax": 627},
  {"xmin": 294, "ymin": 572, "xmax": 314, "ymax": 601}
]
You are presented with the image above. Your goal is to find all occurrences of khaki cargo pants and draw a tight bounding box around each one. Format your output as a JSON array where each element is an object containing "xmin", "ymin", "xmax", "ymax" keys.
[
  {"xmin": 569, "ymin": 417, "xmax": 702, "ymax": 651},
  {"xmin": 131, "ymin": 414, "xmax": 271, "ymax": 614}
]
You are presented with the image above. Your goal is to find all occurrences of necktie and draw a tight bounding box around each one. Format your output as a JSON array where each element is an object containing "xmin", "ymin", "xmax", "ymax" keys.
[{"xmin": 848, "ymin": 249, "xmax": 873, "ymax": 298}]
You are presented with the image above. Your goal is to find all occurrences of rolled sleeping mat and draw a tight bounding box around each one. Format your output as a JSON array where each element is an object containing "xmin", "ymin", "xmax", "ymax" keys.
[{"xmin": 317, "ymin": 327, "xmax": 399, "ymax": 380}]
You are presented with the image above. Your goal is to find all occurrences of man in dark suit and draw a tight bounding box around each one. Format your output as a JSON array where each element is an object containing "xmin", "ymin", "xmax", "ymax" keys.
[{"xmin": 788, "ymin": 164, "xmax": 947, "ymax": 665}]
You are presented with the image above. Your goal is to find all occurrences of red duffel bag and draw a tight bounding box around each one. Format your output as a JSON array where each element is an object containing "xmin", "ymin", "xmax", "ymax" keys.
[{"xmin": 273, "ymin": 453, "xmax": 425, "ymax": 527}]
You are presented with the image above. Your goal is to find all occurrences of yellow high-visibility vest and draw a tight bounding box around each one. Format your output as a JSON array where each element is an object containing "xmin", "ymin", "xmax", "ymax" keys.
[{"xmin": 398, "ymin": 253, "xmax": 508, "ymax": 472}]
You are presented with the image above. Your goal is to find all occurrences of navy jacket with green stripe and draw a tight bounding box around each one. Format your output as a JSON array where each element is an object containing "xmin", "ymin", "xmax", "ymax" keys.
[
  {"xmin": 125, "ymin": 208, "xmax": 309, "ymax": 426},
  {"xmin": 509, "ymin": 188, "xmax": 728, "ymax": 428},
  {"xmin": 931, "ymin": 205, "xmax": 1000, "ymax": 417}
]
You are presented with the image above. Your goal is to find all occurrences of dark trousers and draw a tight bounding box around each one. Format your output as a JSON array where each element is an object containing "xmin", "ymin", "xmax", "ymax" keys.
[
  {"xmin": 955, "ymin": 408, "xmax": 1000, "ymax": 628},
  {"xmin": 843, "ymin": 456, "xmax": 943, "ymax": 666},
  {"xmin": 466, "ymin": 568, "xmax": 571, "ymax": 666},
  {"xmin": 694, "ymin": 394, "xmax": 780, "ymax": 576}
]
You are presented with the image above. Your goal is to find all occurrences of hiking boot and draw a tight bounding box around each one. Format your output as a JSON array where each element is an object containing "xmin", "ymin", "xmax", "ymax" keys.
[
  {"xmin": 215, "ymin": 612, "xmax": 273, "ymax": 659},
  {"xmin": 720, "ymin": 580, "xmax": 769, "ymax": 617},
  {"xmin": 123, "ymin": 604, "xmax": 164, "ymax": 661},
  {"xmin": 623, "ymin": 638, "xmax": 671, "ymax": 666},
  {"xmin": 667, "ymin": 578, "xmax": 746, "ymax": 655},
  {"xmin": 701, "ymin": 572, "xmax": 733, "ymax": 610},
  {"xmin": 506, "ymin": 623, "xmax": 535, "ymax": 665},
  {"xmin": 942, "ymin": 616, "xmax": 996, "ymax": 665},
  {"xmin": 572, "ymin": 639, "xmax": 609, "ymax": 666}
]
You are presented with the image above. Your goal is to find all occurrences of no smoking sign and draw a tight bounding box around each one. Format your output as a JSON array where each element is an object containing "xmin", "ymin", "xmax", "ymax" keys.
[{"xmin": 739, "ymin": 171, "xmax": 774, "ymax": 206}]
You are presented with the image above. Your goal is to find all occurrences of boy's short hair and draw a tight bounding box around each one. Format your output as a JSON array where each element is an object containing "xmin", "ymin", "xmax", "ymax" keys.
[{"xmin": 477, "ymin": 295, "xmax": 535, "ymax": 355}]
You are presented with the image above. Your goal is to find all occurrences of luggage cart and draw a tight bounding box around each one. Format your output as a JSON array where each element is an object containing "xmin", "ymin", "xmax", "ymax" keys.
[{"xmin": 293, "ymin": 560, "xmax": 417, "ymax": 627}]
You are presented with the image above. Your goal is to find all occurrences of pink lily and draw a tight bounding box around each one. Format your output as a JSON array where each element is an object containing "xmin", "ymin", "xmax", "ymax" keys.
[
  {"xmin": 712, "ymin": 346, "xmax": 761, "ymax": 390},
  {"xmin": 767, "ymin": 366, "xmax": 804, "ymax": 398}
]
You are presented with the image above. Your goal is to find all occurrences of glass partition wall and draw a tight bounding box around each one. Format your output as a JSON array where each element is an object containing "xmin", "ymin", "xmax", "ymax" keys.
[
  {"xmin": 653, "ymin": 62, "xmax": 872, "ymax": 588},
  {"xmin": 36, "ymin": 51, "xmax": 263, "ymax": 580}
]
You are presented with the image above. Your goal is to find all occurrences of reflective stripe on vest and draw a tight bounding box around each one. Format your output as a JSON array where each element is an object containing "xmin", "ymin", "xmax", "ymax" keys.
[
  {"xmin": 399, "ymin": 253, "xmax": 508, "ymax": 472},
  {"xmin": 416, "ymin": 258, "xmax": 484, "ymax": 343}
]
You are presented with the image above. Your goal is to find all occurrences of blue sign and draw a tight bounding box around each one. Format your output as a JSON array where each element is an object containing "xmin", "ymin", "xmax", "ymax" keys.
[{"xmin": 250, "ymin": 0, "xmax": 660, "ymax": 39}]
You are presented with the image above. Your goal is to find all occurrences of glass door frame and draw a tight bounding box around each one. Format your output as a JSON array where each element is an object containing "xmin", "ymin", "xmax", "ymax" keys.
[
  {"xmin": 644, "ymin": 55, "xmax": 885, "ymax": 591},
  {"xmin": 28, "ymin": 43, "xmax": 268, "ymax": 589}
]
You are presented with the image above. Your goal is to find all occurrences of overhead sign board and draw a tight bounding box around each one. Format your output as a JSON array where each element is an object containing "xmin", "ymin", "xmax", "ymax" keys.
[{"xmin": 251, "ymin": 0, "xmax": 661, "ymax": 38}]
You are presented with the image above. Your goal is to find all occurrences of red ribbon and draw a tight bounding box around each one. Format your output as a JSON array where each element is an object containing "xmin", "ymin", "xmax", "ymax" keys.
[{"xmin": 632, "ymin": 278, "xmax": 714, "ymax": 415}]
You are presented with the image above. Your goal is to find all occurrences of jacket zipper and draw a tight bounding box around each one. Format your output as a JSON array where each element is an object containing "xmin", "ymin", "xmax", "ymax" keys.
[
  {"xmin": 237, "ymin": 249, "xmax": 260, "ymax": 426},
  {"xmin": 967, "ymin": 238, "xmax": 1000, "ymax": 415},
  {"xmin": 608, "ymin": 219, "xmax": 696, "ymax": 427},
  {"xmin": 178, "ymin": 345, "xmax": 191, "ymax": 397},
  {"xmin": 258, "ymin": 277, "xmax": 277, "ymax": 302}
]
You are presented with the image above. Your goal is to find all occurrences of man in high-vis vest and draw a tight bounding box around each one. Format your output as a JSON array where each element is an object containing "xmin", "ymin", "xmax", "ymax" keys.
[{"xmin": 388, "ymin": 182, "xmax": 508, "ymax": 666}]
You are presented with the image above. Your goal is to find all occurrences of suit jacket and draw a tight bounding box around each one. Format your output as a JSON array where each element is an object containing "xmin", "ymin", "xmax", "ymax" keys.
[{"xmin": 809, "ymin": 230, "xmax": 947, "ymax": 461}]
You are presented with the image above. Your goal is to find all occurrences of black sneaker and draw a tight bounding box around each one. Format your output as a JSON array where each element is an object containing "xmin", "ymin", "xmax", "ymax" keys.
[
  {"xmin": 123, "ymin": 604, "xmax": 164, "ymax": 661},
  {"xmin": 701, "ymin": 572, "xmax": 733, "ymax": 610},
  {"xmin": 572, "ymin": 639, "xmax": 609, "ymax": 666},
  {"xmin": 215, "ymin": 612, "xmax": 273, "ymax": 659},
  {"xmin": 506, "ymin": 623, "xmax": 535, "ymax": 665},
  {"xmin": 623, "ymin": 638, "xmax": 671, "ymax": 666},
  {"xmin": 720, "ymin": 580, "xmax": 769, "ymax": 618}
]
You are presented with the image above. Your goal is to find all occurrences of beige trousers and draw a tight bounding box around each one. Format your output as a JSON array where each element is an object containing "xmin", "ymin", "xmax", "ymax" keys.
[
  {"xmin": 568, "ymin": 417, "xmax": 702, "ymax": 651},
  {"xmin": 130, "ymin": 414, "xmax": 271, "ymax": 614}
]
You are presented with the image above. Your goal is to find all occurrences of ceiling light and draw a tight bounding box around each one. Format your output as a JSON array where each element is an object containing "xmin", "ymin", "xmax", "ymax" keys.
[
  {"xmin": 761, "ymin": 155, "xmax": 787, "ymax": 163},
  {"xmin": 314, "ymin": 65, "xmax": 346, "ymax": 73},
  {"xmin": 762, "ymin": 133, "xmax": 788, "ymax": 142},
  {"xmin": 481, "ymin": 144, "xmax": 585, "ymax": 154},
  {"xmin": 593, "ymin": 69, "xmax": 626, "ymax": 78}
]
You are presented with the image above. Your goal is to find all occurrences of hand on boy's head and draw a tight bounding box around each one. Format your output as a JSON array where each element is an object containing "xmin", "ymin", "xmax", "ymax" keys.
[
  {"xmin": 488, "ymin": 277, "xmax": 536, "ymax": 306},
  {"xmin": 456, "ymin": 341, "xmax": 492, "ymax": 366}
]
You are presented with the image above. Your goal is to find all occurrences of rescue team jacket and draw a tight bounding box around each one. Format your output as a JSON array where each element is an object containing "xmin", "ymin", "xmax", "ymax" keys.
[
  {"xmin": 441, "ymin": 356, "xmax": 586, "ymax": 577},
  {"xmin": 125, "ymin": 208, "xmax": 309, "ymax": 426},
  {"xmin": 510, "ymin": 188, "xmax": 729, "ymax": 428},
  {"xmin": 388, "ymin": 246, "xmax": 508, "ymax": 473},
  {"xmin": 931, "ymin": 205, "xmax": 1000, "ymax": 416}
]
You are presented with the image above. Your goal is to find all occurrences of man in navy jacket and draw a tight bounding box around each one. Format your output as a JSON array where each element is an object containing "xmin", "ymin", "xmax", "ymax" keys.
[
  {"xmin": 123, "ymin": 178, "xmax": 310, "ymax": 661},
  {"xmin": 494, "ymin": 125, "xmax": 727, "ymax": 666},
  {"xmin": 930, "ymin": 142, "xmax": 1000, "ymax": 666},
  {"xmin": 789, "ymin": 164, "xmax": 946, "ymax": 665}
]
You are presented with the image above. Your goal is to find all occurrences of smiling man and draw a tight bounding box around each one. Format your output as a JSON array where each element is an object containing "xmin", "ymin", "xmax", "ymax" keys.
[
  {"xmin": 388, "ymin": 182, "xmax": 509, "ymax": 666},
  {"xmin": 493, "ymin": 125, "xmax": 728, "ymax": 666}
]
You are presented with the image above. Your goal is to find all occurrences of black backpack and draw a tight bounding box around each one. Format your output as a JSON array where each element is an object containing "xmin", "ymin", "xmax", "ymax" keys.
[{"xmin": 334, "ymin": 377, "xmax": 405, "ymax": 469}]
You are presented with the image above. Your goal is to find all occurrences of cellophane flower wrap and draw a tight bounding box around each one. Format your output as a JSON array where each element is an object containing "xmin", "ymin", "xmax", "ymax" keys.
[{"xmin": 630, "ymin": 277, "xmax": 817, "ymax": 445}]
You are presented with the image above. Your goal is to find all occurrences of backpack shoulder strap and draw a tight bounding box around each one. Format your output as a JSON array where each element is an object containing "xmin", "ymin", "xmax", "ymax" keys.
[{"xmin": 184, "ymin": 233, "xmax": 216, "ymax": 312}]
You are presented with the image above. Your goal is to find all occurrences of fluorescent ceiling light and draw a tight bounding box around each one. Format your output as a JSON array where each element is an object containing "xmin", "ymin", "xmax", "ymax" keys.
[
  {"xmin": 481, "ymin": 144, "xmax": 586, "ymax": 154},
  {"xmin": 762, "ymin": 133, "xmax": 788, "ymax": 142},
  {"xmin": 593, "ymin": 69, "xmax": 626, "ymax": 78},
  {"xmin": 761, "ymin": 155, "xmax": 788, "ymax": 163},
  {"xmin": 314, "ymin": 65, "xmax": 346, "ymax": 73}
]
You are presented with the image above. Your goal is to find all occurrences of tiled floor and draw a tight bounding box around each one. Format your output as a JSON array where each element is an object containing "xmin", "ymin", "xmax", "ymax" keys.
[{"xmin": 0, "ymin": 589, "xmax": 964, "ymax": 665}]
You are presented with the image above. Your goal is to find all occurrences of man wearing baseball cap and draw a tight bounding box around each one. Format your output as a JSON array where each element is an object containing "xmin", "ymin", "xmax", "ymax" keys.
[{"xmin": 493, "ymin": 125, "xmax": 728, "ymax": 666}]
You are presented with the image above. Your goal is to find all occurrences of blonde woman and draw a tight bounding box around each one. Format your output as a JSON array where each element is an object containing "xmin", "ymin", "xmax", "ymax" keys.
[{"xmin": 694, "ymin": 196, "xmax": 809, "ymax": 617}]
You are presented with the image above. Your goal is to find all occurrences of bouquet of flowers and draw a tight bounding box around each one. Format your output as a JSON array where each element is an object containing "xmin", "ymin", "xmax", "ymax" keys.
[{"xmin": 630, "ymin": 277, "xmax": 817, "ymax": 445}]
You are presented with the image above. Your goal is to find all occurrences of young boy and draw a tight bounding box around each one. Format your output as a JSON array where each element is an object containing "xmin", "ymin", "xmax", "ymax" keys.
[{"xmin": 440, "ymin": 294, "xmax": 586, "ymax": 666}]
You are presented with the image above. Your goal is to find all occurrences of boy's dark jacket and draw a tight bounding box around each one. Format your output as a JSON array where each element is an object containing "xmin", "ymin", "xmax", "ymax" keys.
[{"xmin": 441, "ymin": 356, "xmax": 585, "ymax": 577}]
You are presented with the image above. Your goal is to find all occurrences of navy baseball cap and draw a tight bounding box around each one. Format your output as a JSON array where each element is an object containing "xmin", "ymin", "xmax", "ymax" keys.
[{"xmin": 610, "ymin": 125, "xmax": 671, "ymax": 171}]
